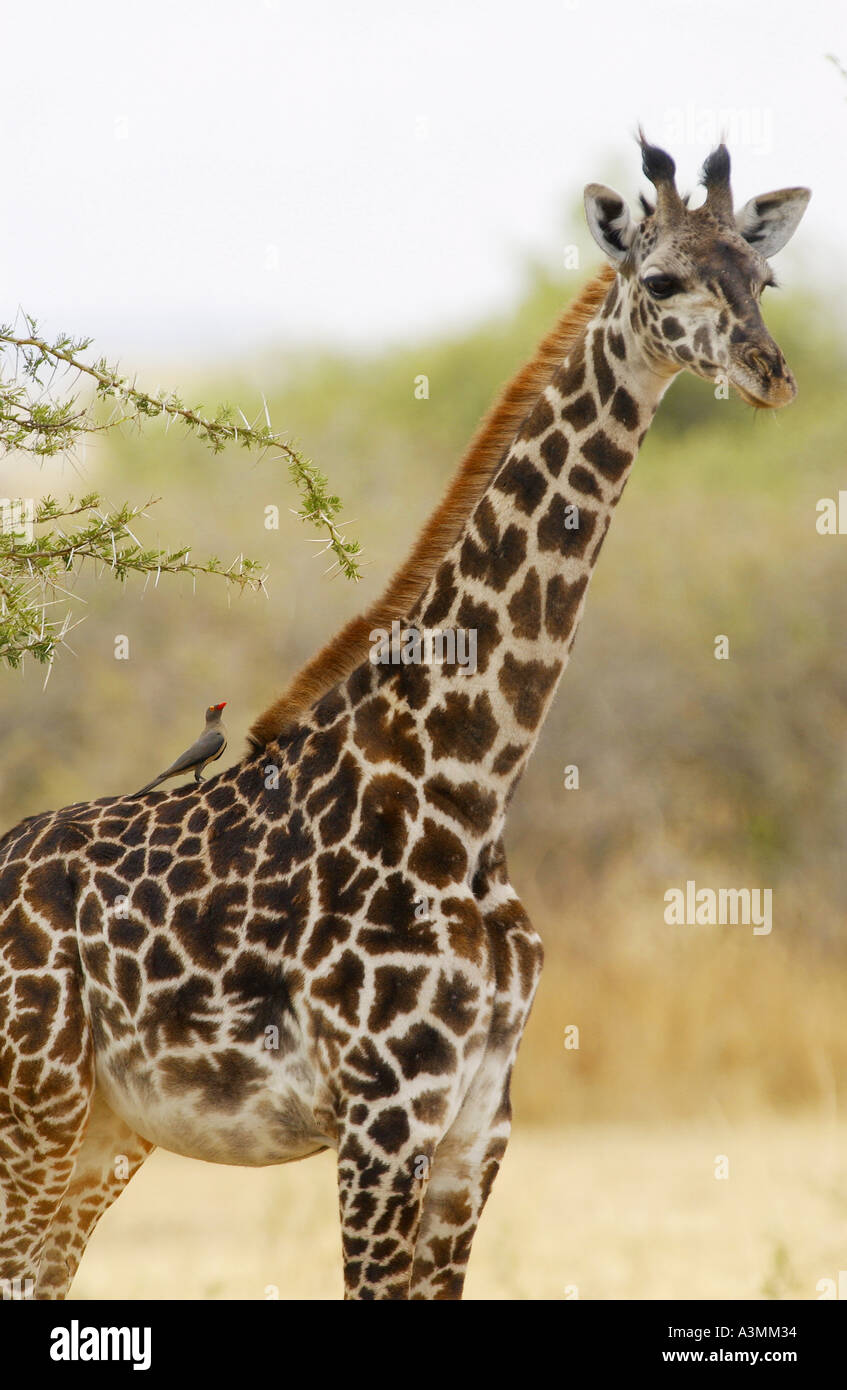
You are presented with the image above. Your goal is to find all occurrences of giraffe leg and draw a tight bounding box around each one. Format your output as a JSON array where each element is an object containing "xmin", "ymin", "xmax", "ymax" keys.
[
  {"xmin": 408, "ymin": 881, "xmax": 543, "ymax": 1300},
  {"xmin": 34, "ymin": 1089, "xmax": 154, "ymax": 1299},
  {"xmin": 0, "ymin": 1069, "xmax": 93, "ymax": 1300},
  {"xmin": 408, "ymin": 1058, "xmax": 513, "ymax": 1300},
  {"xmin": 336, "ymin": 1120, "xmax": 434, "ymax": 1300},
  {"xmin": 0, "ymin": 940, "xmax": 98, "ymax": 1302}
]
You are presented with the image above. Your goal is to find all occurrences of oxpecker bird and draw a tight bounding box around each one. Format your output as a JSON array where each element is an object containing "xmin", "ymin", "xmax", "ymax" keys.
[{"xmin": 136, "ymin": 702, "xmax": 227, "ymax": 794}]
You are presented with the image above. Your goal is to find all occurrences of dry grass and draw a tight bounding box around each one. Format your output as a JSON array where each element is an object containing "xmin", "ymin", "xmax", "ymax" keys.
[
  {"xmin": 72, "ymin": 1115, "xmax": 847, "ymax": 1301},
  {"xmin": 517, "ymin": 922, "xmax": 847, "ymax": 1124}
]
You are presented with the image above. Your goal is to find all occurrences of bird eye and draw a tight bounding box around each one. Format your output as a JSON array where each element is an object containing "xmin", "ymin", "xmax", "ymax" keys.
[{"xmin": 642, "ymin": 273, "xmax": 678, "ymax": 299}]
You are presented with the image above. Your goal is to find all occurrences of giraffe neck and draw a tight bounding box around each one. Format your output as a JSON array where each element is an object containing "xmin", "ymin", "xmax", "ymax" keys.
[{"xmin": 341, "ymin": 276, "xmax": 676, "ymax": 847}]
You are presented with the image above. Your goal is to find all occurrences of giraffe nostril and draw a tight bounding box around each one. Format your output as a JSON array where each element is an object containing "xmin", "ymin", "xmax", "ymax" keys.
[
  {"xmin": 742, "ymin": 343, "xmax": 783, "ymax": 379},
  {"xmin": 746, "ymin": 348, "xmax": 768, "ymax": 375}
]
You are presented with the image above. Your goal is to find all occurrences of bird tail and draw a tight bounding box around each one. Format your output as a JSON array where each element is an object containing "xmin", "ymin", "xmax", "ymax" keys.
[{"xmin": 134, "ymin": 775, "xmax": 165, "ymax": 796}]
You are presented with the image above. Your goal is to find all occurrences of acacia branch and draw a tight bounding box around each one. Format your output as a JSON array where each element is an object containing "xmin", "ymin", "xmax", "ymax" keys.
[
  {"xmin": 0, "ymin": 313, "xmax": 364, "ymax": 672},
  {"xmin": 0, "ymin": 314, "xmax": 363, "ymax": 578}
]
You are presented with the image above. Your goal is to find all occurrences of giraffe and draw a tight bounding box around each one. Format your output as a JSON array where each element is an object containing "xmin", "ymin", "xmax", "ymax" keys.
[{"xmin": 0, "ymin": 137, "xmax": 809, "ymax": 1300}]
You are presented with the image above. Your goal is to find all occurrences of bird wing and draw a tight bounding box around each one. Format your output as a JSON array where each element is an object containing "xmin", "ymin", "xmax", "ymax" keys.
[{"xmin": 159, "ymin": 728, "xmax": 226, "ymax": 778}]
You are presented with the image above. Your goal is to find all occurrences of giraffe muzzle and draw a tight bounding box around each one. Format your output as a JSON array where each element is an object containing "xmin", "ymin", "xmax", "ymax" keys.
[{"xmin": 731, "ymin": 340, "xmax": 796, "ymax": 409}]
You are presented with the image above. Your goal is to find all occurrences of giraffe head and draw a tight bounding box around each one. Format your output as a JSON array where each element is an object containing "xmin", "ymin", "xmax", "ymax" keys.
[{"xmin": 584, "ymin": 135, "xmax": 810, "ymax": 408}]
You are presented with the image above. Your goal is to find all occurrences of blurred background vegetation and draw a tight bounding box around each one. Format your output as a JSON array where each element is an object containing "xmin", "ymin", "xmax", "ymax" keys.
[{"xmin": 2, "ymin": 242, "xmax": 846, "ymax": 1129}]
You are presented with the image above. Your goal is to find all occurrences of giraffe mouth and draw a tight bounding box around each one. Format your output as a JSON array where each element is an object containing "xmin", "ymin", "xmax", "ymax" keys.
[
  {"xmin": 729, "ymin": 348, "xmax": 797, "ymax": 410},
  {"xmin": 732, "ymin": 380, "xmax": 780, "ymax": 409},
  {"xmin": 731, "ymin": 375, "xmax": 796, "ymax": 410}
]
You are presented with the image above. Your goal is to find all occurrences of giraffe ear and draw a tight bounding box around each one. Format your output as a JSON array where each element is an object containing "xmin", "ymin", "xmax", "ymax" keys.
[
  {"xmin": 584, "ymin": 184, "xmax": 636, "ymax": 265},
  {"xmin": 735, "ymin": 187, "xmax": 811, "ymax": 258}
]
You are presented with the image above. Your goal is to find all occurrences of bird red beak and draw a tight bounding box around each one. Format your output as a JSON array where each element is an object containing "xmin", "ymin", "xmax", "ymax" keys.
[{"xmin": 216, "ymin": 702, "xmax": 227, "ymax": 710}]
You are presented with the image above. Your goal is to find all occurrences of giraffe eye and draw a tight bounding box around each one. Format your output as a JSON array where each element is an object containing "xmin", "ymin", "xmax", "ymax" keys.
[{"xmin": 642, "ymin": 273, "xmax": 679, "ymax": 300}]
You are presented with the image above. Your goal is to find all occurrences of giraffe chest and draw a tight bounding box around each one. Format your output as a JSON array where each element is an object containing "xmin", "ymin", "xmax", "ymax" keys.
[{"xmin": 68, "ymin": 775, "xmax": 537, "ymax": 1170}]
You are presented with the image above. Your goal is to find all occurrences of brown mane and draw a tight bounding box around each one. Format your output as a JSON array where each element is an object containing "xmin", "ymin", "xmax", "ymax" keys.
[{"xmin": 247, "ymin": 263, "xmax": 615, "ymax": 751}]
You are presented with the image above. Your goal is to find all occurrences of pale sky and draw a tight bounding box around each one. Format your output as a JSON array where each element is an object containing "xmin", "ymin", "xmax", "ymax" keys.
[{"xmin": 2, "ymin": 0, "xmax": 844, "ymax": 371}]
